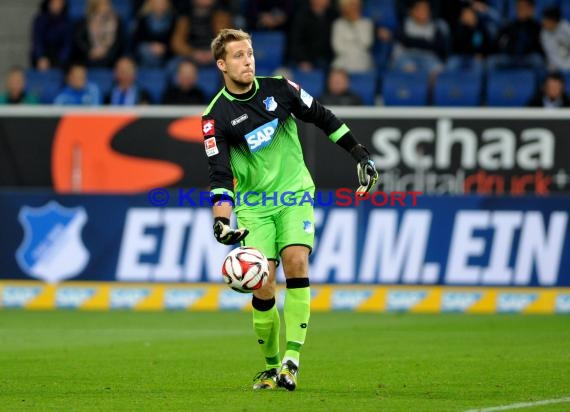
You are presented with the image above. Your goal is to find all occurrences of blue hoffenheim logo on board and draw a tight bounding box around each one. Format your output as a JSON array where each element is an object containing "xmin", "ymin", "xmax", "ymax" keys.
[
  {"xmin": 263, "ymin": 96, "xmax": 277, "ymax": 111},
  {"xmin": 245, "ymin": 118, "xmax": 278, "ymax": 152},
  {"xmin": 16, "ymin": 201, "xmax": 90, "ymax": 283}
]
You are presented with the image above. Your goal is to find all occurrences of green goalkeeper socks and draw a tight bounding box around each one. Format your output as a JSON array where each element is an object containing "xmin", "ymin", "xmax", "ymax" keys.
[
  {"xmin": 283, "ymin": 278, "xmax": 311, "ymax": 365},
  {"xmin": 252, "ymin": 296, "xmax": 281, "ymax": 370}
]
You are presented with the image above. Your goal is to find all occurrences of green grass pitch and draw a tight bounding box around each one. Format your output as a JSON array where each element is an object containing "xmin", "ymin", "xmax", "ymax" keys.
[{"xmin": 1, "ymin": 311, "xmax": 569, "ymax": 412}]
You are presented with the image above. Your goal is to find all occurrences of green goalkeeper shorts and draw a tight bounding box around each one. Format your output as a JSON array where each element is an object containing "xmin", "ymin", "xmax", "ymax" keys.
[{"xmin": 237, "ymin": 203, "xmax": 315, "ymax": 262}]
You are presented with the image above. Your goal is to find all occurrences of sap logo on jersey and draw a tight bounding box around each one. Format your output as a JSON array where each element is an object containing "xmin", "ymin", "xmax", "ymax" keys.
[
  {"xmin": 245, "ymin": 118, "xmax": 278, "ymax": 152},
  {"xmin": 16, "ymin": 201, "xmax": 89, "ymax": 283}
]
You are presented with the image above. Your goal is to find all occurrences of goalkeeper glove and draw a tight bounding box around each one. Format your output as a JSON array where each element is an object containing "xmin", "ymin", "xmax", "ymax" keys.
[
  {"xmin": 351, "ymin": 144, "xmax": 379, "ymax": 195},
  {"xmin": 357, "ymin": 158, "xmax": 379, "ymax": 194},
  {"xmin": 213, "ymin": 217, "xmax": 249, "ymax": 245}
]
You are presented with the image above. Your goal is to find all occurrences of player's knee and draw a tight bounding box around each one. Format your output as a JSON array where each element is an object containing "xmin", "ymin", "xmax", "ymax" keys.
[
  {"xmin": 283, "ymin": 254, "xmax": 308, "ymax": 277},
  {"xmin": 254, "ymin": 278, "xmax": 276, "ymax": 300}
]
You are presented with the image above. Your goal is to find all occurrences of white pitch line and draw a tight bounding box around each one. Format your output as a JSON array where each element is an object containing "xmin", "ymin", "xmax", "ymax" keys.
[{"xmin": 465, "ymin": 396, "xmax": 570, "ymax": 412}]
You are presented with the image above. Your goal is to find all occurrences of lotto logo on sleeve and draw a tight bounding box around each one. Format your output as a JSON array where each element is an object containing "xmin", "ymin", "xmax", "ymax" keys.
[
  {"xmin": 202, "ymin": 119, "xmax": 215, "ymax": 136},
  {"xmin": 204, "ymin": 137, "xmax": 219, "ymax": 157}
]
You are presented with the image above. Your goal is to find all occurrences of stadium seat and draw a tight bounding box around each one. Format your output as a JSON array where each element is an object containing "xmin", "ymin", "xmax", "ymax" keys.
[
  {"xmin": 348, "ymin": 71, "xmax": 378, "ymax": 105},
  {"xmin": 197, "ymin": 67, "xmax": 222, "ymax": 100},
  {"xmin": 486, "ymin": 69, "xmax": 536, "ymax": 106},
  {"xmin": 487, "ymin": 0, "xmax": 506, "ymax": 15},
  {"xmin": 373, "ymin": 41, "xmax": 394, "ymax": 72},
  {"xmin": 68, "ymin": 0, "xmax": 131, "ymax": 22},
  {"xmin": 112, "ymin": 0, "xmax": 133, "ymax": 22},
  {"xmin": 563, "ymin": 71, "xmax": 570, "ymax": 95},
  {"xmin": 68, "ymin": 0, "xmax": 87, "ymax": 21},
  {"xmin": 137, "ymin": 68, "xmax": 167, "ymax": 103},
  {"xmin": 250, "ymin": 32, "xmax": 285, "ymax": 73},
  {"xmin": 382, "ymin": 71, "xmax": 429, "ymax": 106},
  {"xmin": 87, "ymin": 68, "xmax": 114, "ymax": 97},
  {"xmin": 25, "ymin": 69, "xmax": 64, "ymax": 104},
  {"xmin": 433, "ymin": 70, "xmax": 483, "ymax": 107},
  {"xmin": 506, "ymin": 0, "xmax": 560, "ymax": 19},
  {"xmin": 363, "ymin": 0, "xmax": 398, "ymax": 30},
  {"xmin": 562, "ymin": 0, "xmax": 570, "ymax": 20},
  {"xmin": 291, "ymin": 69, "xmax": 325, "ymax": 99}
]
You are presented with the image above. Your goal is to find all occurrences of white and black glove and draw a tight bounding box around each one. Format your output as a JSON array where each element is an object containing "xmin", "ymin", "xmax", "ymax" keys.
[
  {"xmin": 351, "ymin": 144, "xmax": 379, "ymax": 195},
  {"xmin": 213, "ymin": 217, "xmax": 249, "ymax": 245}
]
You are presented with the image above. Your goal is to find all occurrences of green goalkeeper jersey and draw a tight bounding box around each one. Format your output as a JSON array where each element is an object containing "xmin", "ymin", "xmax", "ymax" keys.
[{"xmin": 202, "ymin": 76, "xmax": 350, "ymax": 212}]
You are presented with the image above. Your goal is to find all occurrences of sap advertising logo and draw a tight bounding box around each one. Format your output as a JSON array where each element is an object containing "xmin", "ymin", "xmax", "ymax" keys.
[
  {"xmin": 2, "ymin": 286, "xmax": 42, "ymax": 308},
  {"xmin": 164, "ymin": 289, "xmax": 204, "ymax": 309},
  {"xmin": 497, "ymin": 293, "xmax": 538, "ymax": 313},
  {"xmin": 110, "ymin": 288, "xmax": 150, "ymax": 309},
  {"xmin": 56, "ymin": 288, "xmax": 96, "ymax": 308},
  {"xmin": 245, "ymin": 118, "xmax": 278, "ymax": 152},
  {"xmin": 219, "ymin": 290, "xmax": 251, "ymax": 309},
  {"xmin": 555, "ymin": 295, "xmax": 570, "ymax": 313},
  {"xmin": 442, "ymin": 292, "xmax": 483, "ymax": 312},
  {"xmin": 16, "ymin": 201, "xmax": 89, "ymax": 283},
  {"xmin": 332, "ymin": 290, "xmax": 373, "ymax": 310},
  {"xmin": 387, "ymin": 291, "xmax": 427, "ymax": 311}
]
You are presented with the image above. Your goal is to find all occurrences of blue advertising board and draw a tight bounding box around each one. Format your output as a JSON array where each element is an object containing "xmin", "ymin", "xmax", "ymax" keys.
[{"xmin": 0, "ymin": 192, "xmax": 568, "ymax": 287}]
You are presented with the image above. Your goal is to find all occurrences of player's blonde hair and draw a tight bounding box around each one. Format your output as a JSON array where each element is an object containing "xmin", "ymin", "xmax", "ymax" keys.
[{"xmin": 211, "ymin": 29, "xmax": 252, "ymax": 61}]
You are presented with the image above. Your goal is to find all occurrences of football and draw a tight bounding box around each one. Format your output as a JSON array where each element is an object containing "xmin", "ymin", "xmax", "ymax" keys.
[{"xmin": 221, "ymin": 246, "xmax": 269, "ymax": 293}]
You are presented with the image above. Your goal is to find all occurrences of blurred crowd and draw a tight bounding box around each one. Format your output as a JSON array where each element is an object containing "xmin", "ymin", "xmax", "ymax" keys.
[{"xmin": 1, "ymin": 0, "xmax": 570, "ymax": 107}]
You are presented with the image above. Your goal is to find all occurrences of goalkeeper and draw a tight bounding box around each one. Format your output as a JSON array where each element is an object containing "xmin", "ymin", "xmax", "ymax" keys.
[{"xmin": 203, "ymin": 29, "xmax": 378, "ymax": 391}]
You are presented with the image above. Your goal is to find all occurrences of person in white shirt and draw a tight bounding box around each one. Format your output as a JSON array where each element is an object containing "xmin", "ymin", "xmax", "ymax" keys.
[
  {"xmin": 331, "ymin": 0, "xmax": 374, "ymax": 73},
  {"xmin": 541, "ymin": 7, "xmax": 570, "ymax": 71}
]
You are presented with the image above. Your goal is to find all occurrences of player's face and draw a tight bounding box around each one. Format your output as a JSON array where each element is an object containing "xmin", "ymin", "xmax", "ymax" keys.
[{"xmin": 218, "ymin": 40, "xmax": 255, "ymax": 89}]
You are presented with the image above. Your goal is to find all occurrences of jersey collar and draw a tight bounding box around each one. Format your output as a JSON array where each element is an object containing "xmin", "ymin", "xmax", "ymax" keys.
[{"xmin": 223, "ymin": 77, "xmax": 259, "ymax": 102}]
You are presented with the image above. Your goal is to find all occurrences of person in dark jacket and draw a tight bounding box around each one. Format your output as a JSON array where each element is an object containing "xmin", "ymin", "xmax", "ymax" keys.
[
  {"xmin": 31, "ymin": 0, "xmax": 73, "ymax": 70},
  {"xmin": 288, "ymin": 0, "xmax": 337, "ymax": 71},
  {"xmin": 392, "ymin": 0, "xmax": 450, "ymax": 76},
  {"xmin": 0, "ymin": 67, "xmax": 39, "ymax": 104},
  {"xmin": 447, "ymin": 4, "xmax": 493, "ymax": 71},
  {"xmin": 527, "ymin": 71, "xmax": 570, "ymax": 108},
  {"xmin": 72, "ymin": 0, "xmax": 125, "ymax": 68},
  {"xmin": 161, "ymin": 59, "xmax": 206, "ymax": 104},
  {"xmin": 133, "ymin": 0, "xmax": 176, "ymax": 67},
  {"xmin": 319, "ymin": 68, "xmax": 363, "ymax": 106},
  {"xmin": 488, "ymin": 0, "xmax": 544, "ymax": 69}
]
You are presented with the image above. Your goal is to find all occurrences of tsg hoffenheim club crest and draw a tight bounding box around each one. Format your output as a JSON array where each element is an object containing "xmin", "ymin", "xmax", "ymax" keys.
[
  {"xmin": 16, "ymin": 201, "xmax": 90, "ymax": 283},
  {"xmin": 263, "ymin": 96, "xmax": 277, "ymax": 111}
]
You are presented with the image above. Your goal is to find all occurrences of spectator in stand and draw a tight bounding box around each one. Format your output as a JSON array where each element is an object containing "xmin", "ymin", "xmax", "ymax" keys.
[
  {"xmin": 319, "ymin": 68, "xmax": 363, "ymax": 106},
  {"xmin": 541, "ymin": 7, "xmax": 570, "ymax": 71},
  {"xmin": 0, "ymin": 67, "xmax": 39, "ymax": 105},
  {"xmin": 170, "ymin": 0, "xmax": 232, "ymax": 66},
  {"xmin": 489, "ymin": 0, "xmax": 543, "ymax": 69},
  {"xmin": 54, "ymin": 63, "xmax": 102, "ymax": 105},
  {"xmin": 161, "ymin": 59, "xmax": 206, "ymax": 104},
  {"xmin": 528, "ymin": 71, "xmax": 570, "ymax": 108},
  {"xmin": 247, "ymin": 0, "xmax": 294, "ymax": 32},
  {"xmin": 470, "ymin": 0, "xmax": 502, "ymax": 37},
  {"xmin": 72, "ymin": 0, "xmax": 125, "ymax": 68},
  {"xmin": 392, "ymin": 0, "xmax": 449, "ymax": 76},
  {"xmin": 289, "ymin": 0, "xmax": 337, "ymax": 71},
  {"xmin": 331, "ymin": 0, "xmax": 374, "ymax": 73},
  {"xmin": 447, "ymin": 4, "xmax": 493, "ymax": 71},
  {"xmin": 106, "ymin": 57, "xmax": 152, "ymax": 105},
  {"xmin": 31, "ymin": 0, "xmax": 72, "ymax": 70},
  {"xmin": 133, "ymin": 0, "xmax": 177, "ymax": 67}
]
